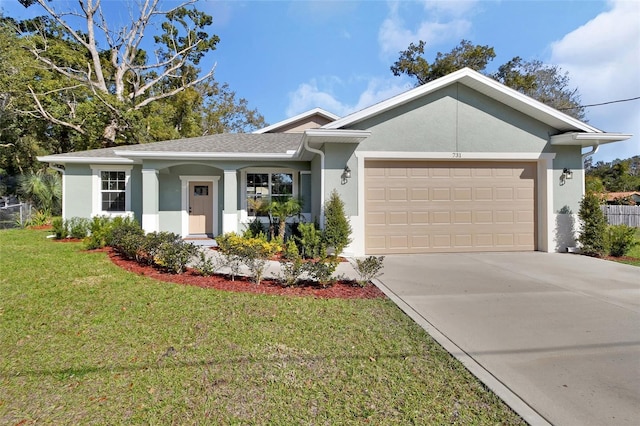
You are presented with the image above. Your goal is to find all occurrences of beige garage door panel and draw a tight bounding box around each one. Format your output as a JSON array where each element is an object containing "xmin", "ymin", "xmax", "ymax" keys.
[{"xmin": 365, "ymin": 161, "xmax": 536, "ymax": 254}]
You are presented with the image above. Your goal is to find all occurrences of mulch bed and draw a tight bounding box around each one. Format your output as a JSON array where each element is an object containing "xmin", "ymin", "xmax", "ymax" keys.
[{"xmin": 102, "ymin": 248, "xmax": 386, "ymax": 300}]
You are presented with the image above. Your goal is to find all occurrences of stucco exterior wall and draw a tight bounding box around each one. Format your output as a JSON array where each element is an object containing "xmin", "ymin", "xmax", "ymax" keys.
[{"xmin": 63, "ymin": 164, "xmax": 94, "ymax": 219}]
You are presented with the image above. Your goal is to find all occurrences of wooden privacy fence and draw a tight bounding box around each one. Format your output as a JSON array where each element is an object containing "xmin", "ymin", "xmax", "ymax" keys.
[{"xmin": 601, "ymin": 205, "xmax": 640, "ymax": 227}]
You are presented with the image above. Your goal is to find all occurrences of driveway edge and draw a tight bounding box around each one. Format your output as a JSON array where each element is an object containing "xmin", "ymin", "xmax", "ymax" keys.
[{"xmin": 372, "ymin": 277, "xmax": 552, "ymax": 426}]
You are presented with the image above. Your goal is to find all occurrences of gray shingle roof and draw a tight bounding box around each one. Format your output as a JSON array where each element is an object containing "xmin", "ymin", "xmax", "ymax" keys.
[{"xmin": 41, "ymin": 133, "xmax": 304, "ymax": 160}]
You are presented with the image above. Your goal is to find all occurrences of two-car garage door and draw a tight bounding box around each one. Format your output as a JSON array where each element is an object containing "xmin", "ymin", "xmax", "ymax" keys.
[{"xmin": 365, "ymin": 161, "xmax": 536, "ymax": 254}]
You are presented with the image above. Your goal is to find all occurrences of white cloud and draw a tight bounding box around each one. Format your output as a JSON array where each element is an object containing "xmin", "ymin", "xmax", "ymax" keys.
[
  {"xmin": 378, "ymin": 0, "xmax": 475, "ymax": 58},
  {"xmin": 286, "ymin": 76, "xmax": 408, "ymax": 118},
  {"xmin": 550, "ymin": 0, "xmax": 640, "ymax": 161}
]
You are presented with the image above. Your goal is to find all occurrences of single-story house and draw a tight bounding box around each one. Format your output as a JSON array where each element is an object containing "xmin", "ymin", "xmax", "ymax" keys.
[{"xmin": 38, "ymin": 68, "xmax": 631, "ymax": 256}]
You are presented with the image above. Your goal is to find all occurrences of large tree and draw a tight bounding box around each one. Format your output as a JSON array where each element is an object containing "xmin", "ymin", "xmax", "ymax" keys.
[
  {"xmin": 391, "ymin": 39, "xmax": 585, "ymax": 120},
  {"xmin": 15, "ymin": 0, "xmax": 264, "ymax": 148}
]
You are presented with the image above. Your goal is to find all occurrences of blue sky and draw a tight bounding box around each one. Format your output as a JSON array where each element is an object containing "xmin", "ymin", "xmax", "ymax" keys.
[{"xmin": 2, "ymin": 0, "xmax": 638, "ymax": 163}]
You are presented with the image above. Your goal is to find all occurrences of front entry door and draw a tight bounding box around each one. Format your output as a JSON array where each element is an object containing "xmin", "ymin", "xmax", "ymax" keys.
[{"xmin": 188, "ymin": 182, "xmax": 213, "ymax": 235}]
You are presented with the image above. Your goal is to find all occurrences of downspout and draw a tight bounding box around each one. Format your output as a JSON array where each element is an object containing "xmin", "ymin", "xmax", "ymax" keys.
[
  {"xmin": 303, "ymin": 137, "xmax": 325, "ymax": 228},
  {"xmin": 581, "ymin": 144, "xmax": 599, "ymax": 160},
  {"xmin": 581, "ymin": 144, "xmax": 600, "ymax": 196}
]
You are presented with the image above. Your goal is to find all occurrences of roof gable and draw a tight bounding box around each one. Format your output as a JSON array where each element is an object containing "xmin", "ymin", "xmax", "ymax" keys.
[
  {"xmin": 254, "ymin": 108, "xmax": 339, "ymax": 134},
  {"xmin": 323, "ymin": 68, "xmax": 601, "ymax": 134}
]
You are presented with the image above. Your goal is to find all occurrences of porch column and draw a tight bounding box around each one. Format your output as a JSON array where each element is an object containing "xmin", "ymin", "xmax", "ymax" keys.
[
  {"xmin": 141, "ymin": 168, "xmax": 159, "ymax": 233},
  {"xmin": 222, "ymin": 169, "xmax": 239, "ymax": 234}
]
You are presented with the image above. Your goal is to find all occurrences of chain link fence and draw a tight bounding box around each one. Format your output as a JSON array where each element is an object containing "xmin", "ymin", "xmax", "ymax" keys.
[{"xmin": 0, "ymin": 197, "xmax": 33, "ymax": 229}]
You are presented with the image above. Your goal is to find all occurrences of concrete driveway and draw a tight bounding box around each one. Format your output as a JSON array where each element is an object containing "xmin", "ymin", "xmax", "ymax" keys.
[{"xmin": 373, "ymin": 252, "xmax": 640, "ymax": 426}]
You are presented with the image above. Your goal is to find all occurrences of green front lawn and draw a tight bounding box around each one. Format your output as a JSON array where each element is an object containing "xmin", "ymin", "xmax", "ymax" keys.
[{"xmin": 0, "ymin": 229, "xmax": 524, "ymax": 424}]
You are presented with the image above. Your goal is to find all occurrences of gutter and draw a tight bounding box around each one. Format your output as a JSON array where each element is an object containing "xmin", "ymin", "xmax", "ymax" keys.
[
  {"xmin": 302, "ymin": 136, "xmax": 325, "ymax": 228},
  {"xmin": 581, "ymin": 144, "xmax": 599, "ymax": 160}
]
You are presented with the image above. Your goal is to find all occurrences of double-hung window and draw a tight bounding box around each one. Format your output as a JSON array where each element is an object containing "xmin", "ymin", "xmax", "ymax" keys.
[
  {"xmin": 245, "ymin": 170, "xmax": 295, "ymax": 216},
  {"xmin": 91, "ymin": 165, "xmax": 132, "ymax": 216}
]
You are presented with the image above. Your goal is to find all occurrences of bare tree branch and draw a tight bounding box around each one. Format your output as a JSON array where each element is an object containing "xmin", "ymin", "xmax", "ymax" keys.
[{"xmin": 28, "ymin": 86, "xmax": 86, "ymax": 135}]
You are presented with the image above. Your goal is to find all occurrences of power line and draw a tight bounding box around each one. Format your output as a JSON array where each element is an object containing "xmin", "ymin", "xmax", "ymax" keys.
[{"xmin": 558, "ymin": 96, "xmax": 640, "ymax": 110}]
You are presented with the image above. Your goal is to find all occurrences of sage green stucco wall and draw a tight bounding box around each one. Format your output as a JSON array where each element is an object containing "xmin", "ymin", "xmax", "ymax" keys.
[
  {"xmin": 552, "ymin": 145, "xmax": 584, "ymax": 213},
  {"xmin": 63, "ymin": 164, "xmax": 93, "ymax": 219},
  {"xmin": 350, "ymin": 83, "xmax": 554, "ymax": 154},
  {"xmin": 323, "ymin": 143, "xmax": 358, "ymax": 216},
  {"xmin": 63, "ymin": 164, "xmax": 142, "ymax": 223}
]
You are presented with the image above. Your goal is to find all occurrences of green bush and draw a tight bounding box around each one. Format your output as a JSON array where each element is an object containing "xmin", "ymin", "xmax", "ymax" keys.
[
  {"xmin": 278, "ymin": 240, "xmax": 304, "ymax": 287},
  {"xmin": 142, "ymin": 232, "xmax": 181, "ymax": 265},
  {"xmin": 52, "ymin": 216, "xmax": 66, "ymax": 239},
  {"xmin": 243, "ymin": 217, "xmax": 266, "ymax": 238},
  {"xmin": 323, "ymin": 190, "xmax": 352, "ymax": 256},
  {"xmin": 608, "ymin": 224, "xmax": 638, "ymax": 257},
  {"xmin": 110, "ymin": 221, "xmax": 145, "ymax": 259},
  {"xmin": 304, "ymin": 257, "xmax": 339, "ymax": 288},
  {"xmin": 578, "ymin": 192, "xmax": 609, "ymax": 256},
  {"xmin": 354, "ymin": 256, "xmax": 385, "ymax": 287},
  {"xmin": 67, "ymin": 217, "xmax": 91, "ymax": 239},
  {"xmin": 193, "ymin": 250, "xmax": 222, "ymax": 276},
  {"xmin": 154, "ymin": 239, "xmax": 197, "ymax": 274},
  {"xmin": 216, "ymin": 232, "xmax": 280, "ymax": 284},
  {"xmin": 296, "ymin": 222, "xmax": 324, "ymax": 259}
]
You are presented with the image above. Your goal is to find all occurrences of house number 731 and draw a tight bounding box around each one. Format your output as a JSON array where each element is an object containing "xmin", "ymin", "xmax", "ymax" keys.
[{"xmin": 452, "ymin": 152, "xmax": 462, "ymax": 158}]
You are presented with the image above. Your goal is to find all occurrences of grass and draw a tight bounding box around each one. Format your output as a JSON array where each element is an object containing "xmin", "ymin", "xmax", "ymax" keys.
[{"xmin": 0, "ymin": 229, "xmax": 524, "ymax": 425}]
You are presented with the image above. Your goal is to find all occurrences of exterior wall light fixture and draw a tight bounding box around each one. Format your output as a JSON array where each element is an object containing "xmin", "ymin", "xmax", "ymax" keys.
[
  {"xmin": 562, "ymin": 168, "xmax": 573, "ymax": 179},
  {"xmin": 341, "ymin": 165, "xmax": 351, "ymax": 184}
]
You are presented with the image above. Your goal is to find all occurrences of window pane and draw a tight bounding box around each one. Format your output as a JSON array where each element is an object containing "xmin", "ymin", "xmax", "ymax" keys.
[
  {"xmin": 247, "ymin": 173, "xmax": 269, "ymax": 216},
  {"xmin": 102, "ymin": 192, "xmax": 125, "ymax": 212},
  {"xmin": 271, "ymin": 173, "xmax": 293, "ymax": 196}
]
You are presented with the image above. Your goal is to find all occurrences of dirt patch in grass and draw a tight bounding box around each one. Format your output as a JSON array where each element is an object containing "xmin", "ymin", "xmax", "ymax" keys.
[{"xmin": 104, "ymin": 248, "xmax": 386, "ymax": 300}]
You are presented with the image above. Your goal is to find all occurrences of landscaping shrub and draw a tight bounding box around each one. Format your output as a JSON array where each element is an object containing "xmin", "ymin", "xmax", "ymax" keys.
[
  {"xmin": 142, "ymin": 232, "xmax": 181, "ymax": 265},
  {"xmin": 154, "ymin": 239, "xmax": 197, "ymax": 274},
  {"xmin": 296, "ymin": 222, "xmax": 324, "ymax": 259},
  {"xmin": 278, "ymin": 240, "xmax": 304, "ymax": 287},
  {"xmin": 243, "ymin": 217, "xmax": 266, "ymax": 238},
  {"xmin": 354, "ymin": 256, "xmax": 385, "ymax": 287},
  {"xmin": 304, "ymin": 257, "xmax": 339, "ymax": 288},
  {"xmin": 193, "ymin": 250, "xmax": 222, "ymax": 276},
  {"xmin": 52, "ymin": 216, "xmax": 66, "ymax": 239},
  {"xmin": 608, "ymin": 224, "xmax": 638, "ymax": 257},
  {"xmin": 216, "ymin": 232, "xmax": 280, "ymax": 284},
  {"xmin": 110, "ymin": 221, "xmax": 145, "ymax": 260},
  {"xmin": 323, "ymin": 190, "xmax": 352, "ymax": 256},
  {"xmin": 67, "ymin": 217, "xmax": 91, "ymax": 239},
  {"xmin": 578, "ymin": 192, "xmax": 609, "ymax": 256}
]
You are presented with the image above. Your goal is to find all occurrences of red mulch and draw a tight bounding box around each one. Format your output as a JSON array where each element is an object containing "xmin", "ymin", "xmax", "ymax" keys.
[
  {"xmin": 603, "ymin": 255, "xmax": 640, "ymax": 263},
  {"xmin": 100, "ymin": 248, "xmax": 386, "ymax": 300}
]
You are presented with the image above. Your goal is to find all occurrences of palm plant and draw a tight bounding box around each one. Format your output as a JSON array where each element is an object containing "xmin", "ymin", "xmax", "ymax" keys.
[
  {"xmin": 17, "ymin": 169, "xmax": 62, "ymax": 216},
  {"xmin": 268, "ymin": 197, "xmax": 302, "ymax": 241}
]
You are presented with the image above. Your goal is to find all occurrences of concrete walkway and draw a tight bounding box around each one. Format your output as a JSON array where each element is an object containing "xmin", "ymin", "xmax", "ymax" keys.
[{"xmin": 373, "ymin": 252, "xmax": 640, "ymax": 426}]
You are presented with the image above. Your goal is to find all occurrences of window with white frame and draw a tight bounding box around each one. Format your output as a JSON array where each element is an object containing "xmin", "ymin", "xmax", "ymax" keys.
[
  {"xmin": 91, "ymin": 165, "xmax": 132, "ymax": 215},
  {"xmin": 101, "ymin": 171, "xmax": 126, "ymax": 211},
  {"xmin": 245, "ymin": 170, "xmax": 295, "ymax": 216}
]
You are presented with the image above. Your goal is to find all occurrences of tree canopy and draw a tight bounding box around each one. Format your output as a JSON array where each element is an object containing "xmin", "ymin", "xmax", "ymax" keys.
[
  {"xmin": 391, "ymin": 39, "xmax": 585, "ymax": 120},
  {"xmin": 585, "ymin": 156, "xmax": 640, "ymax": 195},
  {"xmin": 0, "ymin": 0, "xmax": 265, "ymax": 183}
]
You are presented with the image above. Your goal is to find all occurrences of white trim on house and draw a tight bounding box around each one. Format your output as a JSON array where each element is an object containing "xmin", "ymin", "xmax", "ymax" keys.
[
  {"xmin": 238, "ymin": 167, "xmax": 299, "ymax": 221},
  {"xmin": 90, "ymin": 165, "xmax": 133, "ymax": 218},
  {"xmin": 114, "ymin": 151, "xmax": 299, "ymax": 160},
  {"xmin": 550, "ymin": 132, "xmax": 632, "ymax": 146},
  {"xmin": 253, "ymin": 108, "xmax": 339, "ymax": 134},
  {"xmin": 324, "ymin": 68, "xmax": 602, "ymax": 134},
  {"xmin": 348, "ymin": 151, "xmax": 557, "ymax": 257},
  {"xmin": 39, "ymin": 156, "xmax": 135, "ymax": 164},
  {"xmin": 179, "ymin": 175, "xmax": 220, "ymax": 237}
]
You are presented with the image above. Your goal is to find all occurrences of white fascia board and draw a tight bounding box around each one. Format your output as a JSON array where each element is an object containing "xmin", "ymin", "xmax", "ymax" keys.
[
  {"xmin": 253, "ymin": 108, "xmax": 340, "ymax": 134},
  {"xmin": 303, "ymin": 129, "xmax": 371, "ymax": 144},
  {"xmin": 355, "ymin": 151, "xmax": 556, "ymax": 161},
  {"xmin": 112, "ymin": 150, "xmax": 299, "ymax": 160},
  {"xmin": 550, "ymin": 132, "xmax": 632, "ymax": 146},
  {"xmin": 37, "ymin": 155, "xmax": 136, "ymax": 164},
  {"xmin": 324, "ymin": 67, "xmax": 599, "ymax": 134}
]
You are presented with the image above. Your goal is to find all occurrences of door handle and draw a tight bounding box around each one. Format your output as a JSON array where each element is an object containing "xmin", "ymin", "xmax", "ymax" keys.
[{"xmin": 189, "ymin": 206, "xmax": 192, "ymax": 214}]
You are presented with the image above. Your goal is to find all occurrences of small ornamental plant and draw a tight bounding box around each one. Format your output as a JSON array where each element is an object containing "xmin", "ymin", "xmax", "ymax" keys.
[
  {"xmin": 354, "ymin": 256, "xmax": 385, "ymax": 287},
  {"xmin": 323, "ymin": 190, "xmax": 352, "ymax": 256},
  {"xmin": 578, "ymin": 192, "xmax": 609, "ymax": 256}
]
